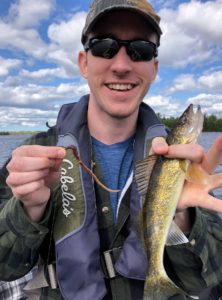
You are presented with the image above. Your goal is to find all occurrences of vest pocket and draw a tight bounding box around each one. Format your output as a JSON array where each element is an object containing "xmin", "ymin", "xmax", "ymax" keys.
[
  {"xmin": 115, "ymin": 229, "xmax": 147, "ymax": 280},
  {"xmin": 56, "ymin": 223, "xmax": 107, "ymax": 300}
]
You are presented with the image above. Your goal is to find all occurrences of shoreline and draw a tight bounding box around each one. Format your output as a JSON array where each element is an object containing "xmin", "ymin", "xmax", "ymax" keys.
[
  {"xmin": 0, "ymin": 131, "xmax": 39, "ymax": 135},
  {"xmin": 0, "ymin": 130, "xmax": 221, "ymax": 136}
]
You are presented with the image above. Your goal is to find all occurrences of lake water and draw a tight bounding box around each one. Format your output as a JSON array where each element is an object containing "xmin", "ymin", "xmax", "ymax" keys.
[
  {"xmin": 0, "ymin": 132, "xmax": 222, "ymax": 198},
  {"xmin": 0, "ymin": 134, "xmax": 32, "ymax": 168}
]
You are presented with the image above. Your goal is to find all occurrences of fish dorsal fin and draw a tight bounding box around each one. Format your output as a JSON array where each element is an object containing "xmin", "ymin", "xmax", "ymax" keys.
[{"xmin": 135, "ymin": 154, "xmax": 157, "ymax": 197}]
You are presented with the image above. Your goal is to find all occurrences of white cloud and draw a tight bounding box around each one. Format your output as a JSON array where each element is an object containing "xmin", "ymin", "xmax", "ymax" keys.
[
  {"xmin": 0, "ymin": 81, "xmax": 89, "ymax": 109},
  {"xmin": 0, "ymin": 56, "xmax": 22, "ymax": 77},
  {"xmin": 158, "ymin": 0, "xmax": 222, "ymax": 67},
  {"xmin": 144, "ymin": 91, "xmax": 222, "ymax": 119},
  {"xmin": 168, "ymin": 70, "xmax": 222, "ymax": 93},
  {"xmin": 20, "ymin": 67, "xmax": 69, "ymax": 82},
  {"xmin": 0, "ymin": 0, "xmax": 56, "ymax": 59},
  {"xmin": 149, "ymin": 0, "xmax": 178, "ymax": 9},
  {"xmin": 56, "ymin": 82, "xmax": 89, "ymax": 96},
  {"xmin": 7, "ymin": 0, "xmax": 55, "ymax": 29},
  {"xmin": 143, "ymin": 95, "xmax": 180, "ymax": 117},
  {"xmin": 198, "ymin": 71, "xmax": 222, "ymax": 92},
  {"xmin": 187, "ymin": 93, "xmax": 222, "ymax": 117},
  {"xmin": 47, "ymin": 11, "xmax": 86, "ymax": 76},
  {"xmin": 169, "ymin": 74, "xmax": 196, "ymax": 93},
  {"xmin": 0, "ymin": 107, "xmax": 57, "ymax": 129},
  {"xmin": 0, "ymin": 22, "xmax": 48, "ymax": 59},
  {"xmin": 48, "ymin": 11, "xmax": 85, "ymax": 52},
  {"xmin": 177, "ymin": 0, "xmax": 222, "ymax": 44},
  {"xmin": 0, "ymin": 83, "xmax": 86, "ymax": 129},
  {"xmin": 47, "ymin": 48, "xmax": 80, "ymax": 77},
  {"xmin": 0, "ymin": 2, "xmax": 85, "ymax": 77}
]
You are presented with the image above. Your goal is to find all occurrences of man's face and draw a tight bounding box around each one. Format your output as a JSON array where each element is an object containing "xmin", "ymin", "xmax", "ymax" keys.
[{"xmin": 78, "ymin": 10, "xmax": 158, "ymax": 121}]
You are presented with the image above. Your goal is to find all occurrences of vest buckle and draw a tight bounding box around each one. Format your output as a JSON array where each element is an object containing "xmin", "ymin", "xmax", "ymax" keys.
[{"xmin": 101, "ymin": 247, "xmax": 122, "ymax": 279}]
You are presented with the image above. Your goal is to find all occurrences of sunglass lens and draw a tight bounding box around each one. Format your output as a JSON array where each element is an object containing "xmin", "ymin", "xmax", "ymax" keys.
[
  {"xmin": 91, "ymin": 38, "xmax": 119, "ymax": 59},
  {"xmin": 128, "ymin": 41, "xmax": 155, "ymax": 61}
]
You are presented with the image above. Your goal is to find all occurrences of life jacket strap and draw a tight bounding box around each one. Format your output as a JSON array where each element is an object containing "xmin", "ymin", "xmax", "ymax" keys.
[
  {"xmin": 47, "ymin": 264, "xmax": 57, "ymax": 289},
  {"xmin": 101, "ymin": 247, "xmax": 122, "ymax": 279}
]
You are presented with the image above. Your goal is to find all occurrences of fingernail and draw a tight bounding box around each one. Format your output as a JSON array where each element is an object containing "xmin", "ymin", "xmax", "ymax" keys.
[{"xmin": 58, "ymin": 149, "xmax": 66, "ymax": 158}]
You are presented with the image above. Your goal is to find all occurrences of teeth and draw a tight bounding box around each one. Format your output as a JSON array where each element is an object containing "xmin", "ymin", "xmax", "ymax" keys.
[{"xmin": 107, "ymin": 83, "xmax": 134, "ymax": 91}]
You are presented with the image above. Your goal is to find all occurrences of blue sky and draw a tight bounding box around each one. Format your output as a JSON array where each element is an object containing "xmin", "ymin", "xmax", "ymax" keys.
[{"xmin": 0, "ymin": 0, "xmax": 222, "ymax": 131}]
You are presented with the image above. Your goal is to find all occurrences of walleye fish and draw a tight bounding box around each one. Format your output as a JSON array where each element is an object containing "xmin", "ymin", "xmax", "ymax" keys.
[{"xmin": 135, "ymin": 104, "xmax": 204, "ymax": 300}]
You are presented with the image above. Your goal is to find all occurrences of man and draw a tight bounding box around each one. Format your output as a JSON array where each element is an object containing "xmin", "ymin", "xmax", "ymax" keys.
[{"xmin": 0, "ymin": 0, "xmax": 222, "ymax": 299}]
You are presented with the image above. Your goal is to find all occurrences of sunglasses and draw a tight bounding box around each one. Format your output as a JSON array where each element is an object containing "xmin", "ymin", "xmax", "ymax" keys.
[{"xmin": 84, "ymin": 37, "xmax": 158, "ymax": 62}]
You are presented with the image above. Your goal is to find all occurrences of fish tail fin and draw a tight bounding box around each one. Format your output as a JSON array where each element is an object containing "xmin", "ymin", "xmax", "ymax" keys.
[{"xmin": 143, "ymin": 273, "xmax": 185, "ymax": 300}]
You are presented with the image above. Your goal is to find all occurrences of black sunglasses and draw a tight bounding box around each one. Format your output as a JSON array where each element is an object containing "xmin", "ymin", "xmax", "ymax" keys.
[{"xmin": 84, "ymin": 37, "xmax": 158, "ymax": 62}]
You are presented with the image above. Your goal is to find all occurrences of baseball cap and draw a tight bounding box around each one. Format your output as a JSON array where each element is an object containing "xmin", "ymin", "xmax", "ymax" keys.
[{"xmin": 81, "ymin": 0, "xmax": 162, "ymax": 45}]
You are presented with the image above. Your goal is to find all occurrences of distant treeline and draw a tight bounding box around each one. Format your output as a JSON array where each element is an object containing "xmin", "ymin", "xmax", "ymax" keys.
[
  {"xmin": 159, "ymin": 114, "xmax": 222, "ymax": 132},
  {"xmin": 0, "ymin": 131, "xmax": 39, "ymax": 135},
  {"xmin": 0, "ymin": 115, "xmax": 222, "ymax": 134}
]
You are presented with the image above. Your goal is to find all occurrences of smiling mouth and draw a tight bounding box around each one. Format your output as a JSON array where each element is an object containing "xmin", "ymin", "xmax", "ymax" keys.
[{"xmin": 106, "ymin": 83, "xmax": 136, "ymax": 91}]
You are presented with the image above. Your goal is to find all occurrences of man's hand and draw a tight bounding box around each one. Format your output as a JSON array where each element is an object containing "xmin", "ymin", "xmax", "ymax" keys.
[
  {"xmin": 151, "ymin": 134, "xmax": 222, "ymax": 231},
  {"xmin": 6, "ymin": 145, "xmax": 66, "ymax": 222}
]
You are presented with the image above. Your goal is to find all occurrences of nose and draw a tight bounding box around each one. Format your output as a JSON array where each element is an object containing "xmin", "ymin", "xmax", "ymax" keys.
[{"xmin": 110, "ymin": 46, "xmax": 132, "ymax": 76}]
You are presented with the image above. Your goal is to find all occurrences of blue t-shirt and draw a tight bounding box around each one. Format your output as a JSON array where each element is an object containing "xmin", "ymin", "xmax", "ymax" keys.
[{"xmin": 92, "ymin": 136, "xmax": 134, "ymax": 221}]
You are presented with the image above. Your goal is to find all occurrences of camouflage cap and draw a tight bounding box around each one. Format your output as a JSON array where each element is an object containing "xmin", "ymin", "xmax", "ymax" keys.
[{"xmin": 81, "ymin": 0, "xmax": 162, "ymax": 45}]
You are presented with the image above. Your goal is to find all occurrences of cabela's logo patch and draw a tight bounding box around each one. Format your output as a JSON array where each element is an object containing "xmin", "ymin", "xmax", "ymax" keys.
[{"xmin": 60, "ymin": 159, "xmax": 76, "ymax": 218}]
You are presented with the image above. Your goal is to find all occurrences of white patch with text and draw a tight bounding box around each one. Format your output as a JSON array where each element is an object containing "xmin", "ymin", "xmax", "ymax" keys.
[{"xmin": 60, "ymin": 159, "xmax": 76, "ymax": 218}]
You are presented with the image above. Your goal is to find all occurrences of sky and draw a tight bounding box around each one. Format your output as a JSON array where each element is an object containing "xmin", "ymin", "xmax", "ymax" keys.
[{"xmin": 0, "ymin": 0, "xmax": 222, "ymax": 131}]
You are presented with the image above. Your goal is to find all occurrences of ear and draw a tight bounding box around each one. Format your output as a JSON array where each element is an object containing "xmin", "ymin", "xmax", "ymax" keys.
[
  {"xmin": 151, "ymin": 58, "xmax": 159, "ymax": 83},
  {"xmin": 78, "ymin": 51, "xmax": 88, "ymax": 79}
]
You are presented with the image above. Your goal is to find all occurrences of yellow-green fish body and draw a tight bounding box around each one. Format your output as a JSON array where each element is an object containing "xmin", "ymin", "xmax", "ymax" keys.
[
  {"xmin": 143, "ymin": 157, "xmax": 187, "ymax": 299},
  {"xmin": 135, "ymin": 104, "xmax": 204, "ymax": 300}
]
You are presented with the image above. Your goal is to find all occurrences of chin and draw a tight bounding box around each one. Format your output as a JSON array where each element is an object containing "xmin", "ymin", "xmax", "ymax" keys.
[{"xmin": 107, "ymin": 108, "xmax": 136, "ymax": 119}]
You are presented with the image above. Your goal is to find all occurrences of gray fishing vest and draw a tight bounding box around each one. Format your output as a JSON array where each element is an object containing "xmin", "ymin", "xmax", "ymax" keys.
[{"xmin": 54, "ymin": 95, "xmax": 167, "ymax": 300}]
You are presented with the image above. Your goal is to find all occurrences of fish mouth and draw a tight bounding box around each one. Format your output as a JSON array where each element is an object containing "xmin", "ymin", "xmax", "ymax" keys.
[
  {"xmin": 186, "ymin": 104, "xmax": 204, "ymax": 143},
  {"xmin": 168, "ymin": 104, "xmax": 204, "ymax": 145}
]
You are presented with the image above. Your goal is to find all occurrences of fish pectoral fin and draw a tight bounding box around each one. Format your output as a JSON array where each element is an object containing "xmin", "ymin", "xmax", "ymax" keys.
[
  {"xmin": 185, "ymin": 162, "xmax": 210, "ymax": 184},
  {"xmin": 179, "ymin": 159, "xmax": 189, "ymax": 173},
  {"xmin": 166, "ymin": 221, "xmax": 189, "ymax": 246},
  {"xmin": 189, "ymin": 295, "xmax": 199, "ymax": 299},
  {"xmin": 135, "ymin": 155, "xmax": 157, "ymax": 196}
]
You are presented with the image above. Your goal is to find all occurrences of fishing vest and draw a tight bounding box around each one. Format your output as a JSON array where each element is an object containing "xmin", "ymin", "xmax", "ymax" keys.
[{"xmin": 54, "ymin": 95, "xmax": 167, "ymax": 300}]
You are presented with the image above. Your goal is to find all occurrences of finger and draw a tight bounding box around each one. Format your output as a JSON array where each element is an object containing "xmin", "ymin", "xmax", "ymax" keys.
[
  {"xmin": 150, "ymin": 137, "xmax": 168, "ymax": 155},
  {"xmin": 207, "ymin": 173, "xmax": 222, "ymax": 192},
  {"xmin": 166, "ymin": 144, "xmax": 204, "ymax": 163},
  {"xmin": 12, "ymin": 179, "xmax": 46, "ymax": 199},
  {"xmin": 12, "ymin": 145, "xmax": 66, "ymax": 159},
  {"xmin": 45, "ymin": 170, "xmax": 60, "ymax": 188},
  {"xmin": 7, "ymin": 156, "xmax": 56, "ymax": 172},
  {"xmin": 151, "ymin": 137, "xmax": 204, "ymax": 163},
  {"xmin": 202, "ymin": 134, "xmax": 222, "ymax": 174},
  {"xmin": 20, "ymin": 186, "xmax": 50, "ymax": 207},
  {"xmin": 6, "ymin": 169, "xmax": 49, "ymax": 187},
  {"xmin": 50, "ymin": 158, "xmax": 63, "ymax": 172},
  {"xmin": 197, "ymin": 194, "xmax": 222, "ymax": 213}
]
